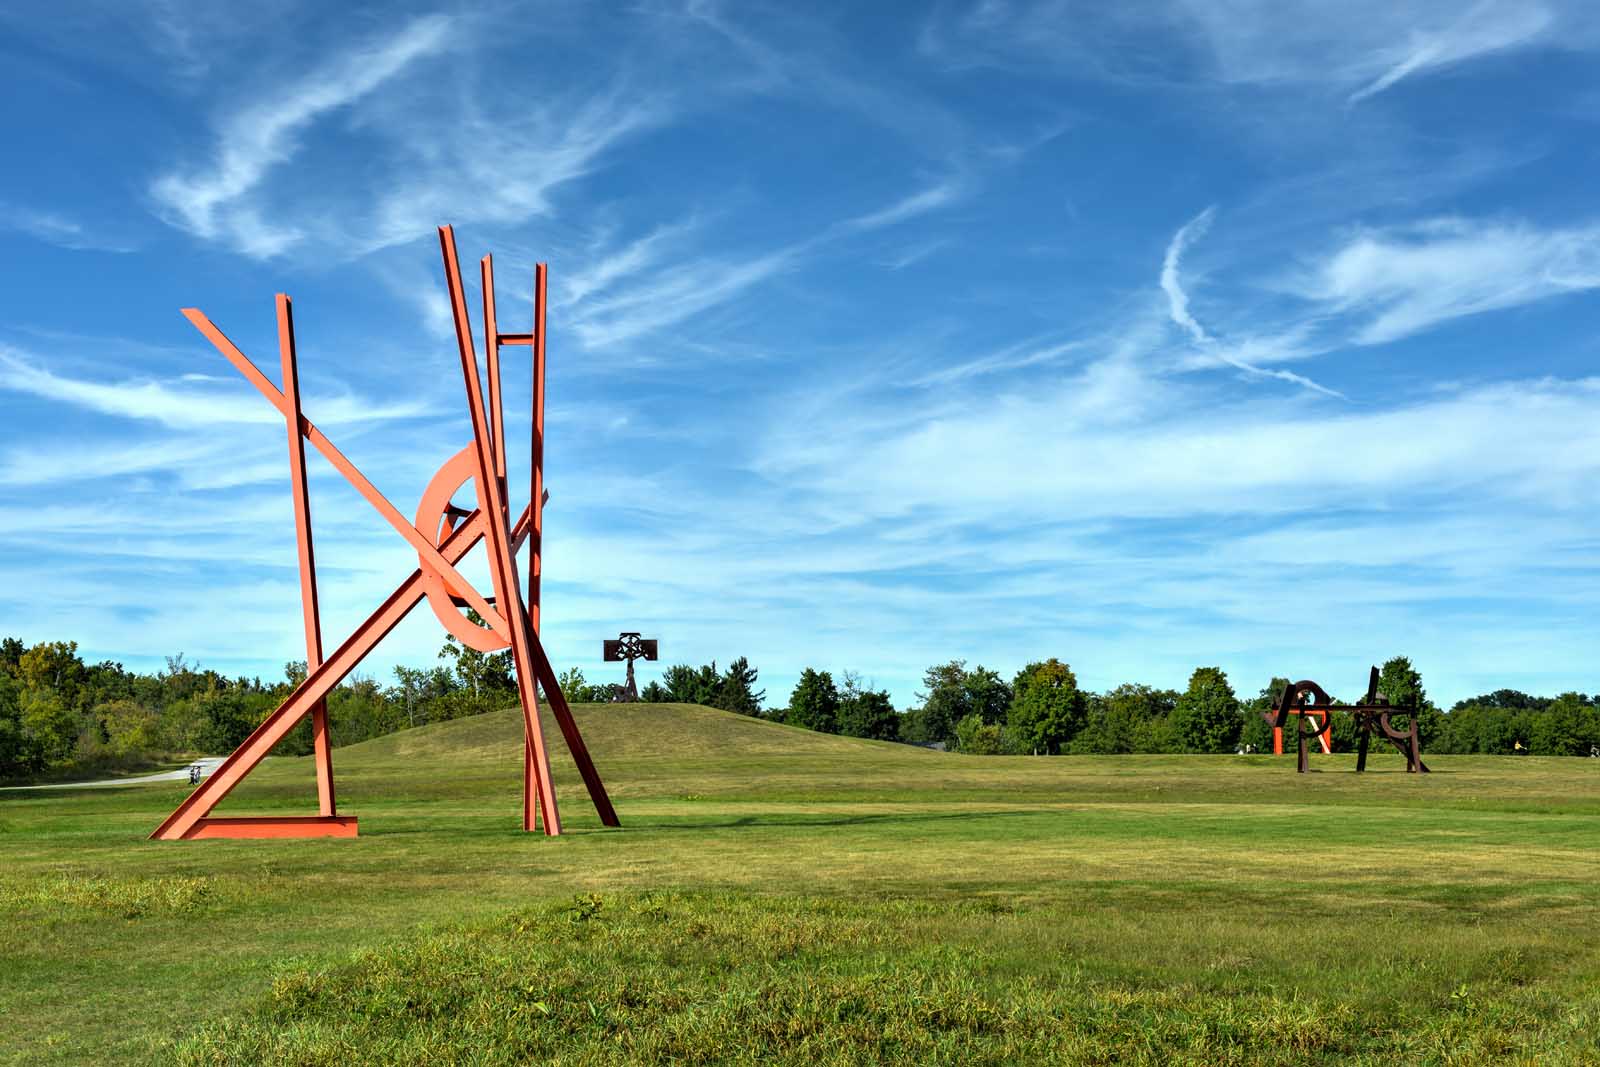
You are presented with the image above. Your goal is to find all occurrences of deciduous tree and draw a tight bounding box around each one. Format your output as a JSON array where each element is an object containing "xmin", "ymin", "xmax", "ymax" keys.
[
  {"xmin": 1170, "ymin": 667, "xmax": 1241, "ymax": 754},
  {"xmin": 786, "ymin": 669, "xmax": 839, "ymax": 733},
  {"xmin": 1007, "ymin": 659, "xmax": 1086, "ymax": 755}
]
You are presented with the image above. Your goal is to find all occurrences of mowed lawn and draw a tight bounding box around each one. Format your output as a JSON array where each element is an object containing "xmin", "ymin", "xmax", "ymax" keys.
[{"xmin": 1, "ymin": 704, "xmax": 1597, "ymax": 1064}]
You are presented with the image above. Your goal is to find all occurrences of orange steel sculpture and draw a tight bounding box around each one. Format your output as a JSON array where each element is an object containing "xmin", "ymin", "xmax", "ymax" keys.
[{"xmin": 150, "ymin": 225, "xmax": 619, "ymax": 840}]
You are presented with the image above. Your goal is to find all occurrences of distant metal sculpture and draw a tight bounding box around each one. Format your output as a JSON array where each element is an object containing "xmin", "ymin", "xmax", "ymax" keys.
[
  {"xmin": 602, "ymin": 633, "xmax": 658, "ymax": 702},
  {"xmin": 1266, "ymin": 667, "xmax": 1430, "ymax": 774},
  {"xmin": 151, "ymin": 225, "xmax": 620, "ymax": 840}
]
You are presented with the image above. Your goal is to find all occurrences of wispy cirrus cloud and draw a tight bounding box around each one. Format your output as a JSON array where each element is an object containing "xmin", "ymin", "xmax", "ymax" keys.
[
  {"xmin": 1181, "ymin": 0, "xmax": 1576, "ymax": 102},
  {"xmin": 556, "ymin": 173, "xmax": 971, "ymax": 352},
  {"xmin": 1159, "ymin": 208, "xmax": 1343, "ymax": 397},
  {"xmin": 150, "ymin": 14, "xmax": 454, "ymax": 257},
  {"xmin": 0, "ymin": 202, "xmax": 136, "ymax": 253},
  {"xmin": 1293, "ymin": 217, "xmax": 1600, "ymax": 344},
  {"xmin": 756, "ymin": 370, "xmax": 1600, "ymax": 523},
  {"xmin": 842, "ymin": 179, "xmax": 965, "ymax": 232},
  {"xmin": 919, "ymin": 1, "xmax": 1596, "ymax": 102},
  {"xmin": 567, "ymin": 247, "xmax": 797, "ymax": 351},
  {"xmin": 0, "ymin": 345, "xmax": 431, "ymax": 430}
]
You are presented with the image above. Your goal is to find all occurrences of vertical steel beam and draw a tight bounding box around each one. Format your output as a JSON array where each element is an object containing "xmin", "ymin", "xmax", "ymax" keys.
[
  {"xmin": 479, "ymin": 255, "xmax": 529, "ymax": 825},
  {"xmin": 482, "ymin": 256, "xmax": 509, "ymax": 518},
  {"xmin": 526, "ymin": 262, "xmax": 550, "ymax": 833},
  {"xmin": 530, "ymin": 263, "xmax": 548, "ymax": 632},
  {"xmin": 516, "ymin": 261, "xmax": 619, "ymax": 827},
  {"xmin": 277, "ymin": 295, "xmax": 336, "ymax": 817},
  {"xmin": 439, "ymin": 225, "xmax": 562, "ymax": 835}
]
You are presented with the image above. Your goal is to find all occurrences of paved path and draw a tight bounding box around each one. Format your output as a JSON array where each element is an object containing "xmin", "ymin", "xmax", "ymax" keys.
[{"xmin": 0, "ymin": 757, "xmax": 225, "ymax": 791}]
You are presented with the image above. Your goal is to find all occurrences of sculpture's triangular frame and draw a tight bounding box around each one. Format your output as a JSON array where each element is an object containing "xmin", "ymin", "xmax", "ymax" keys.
[{"xmin": 150, "ymin": 225, "xmax": 620, "ymax": 840}]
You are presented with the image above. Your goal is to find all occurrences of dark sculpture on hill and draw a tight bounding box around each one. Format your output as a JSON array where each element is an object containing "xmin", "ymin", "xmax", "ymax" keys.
[
  {"xmin": 603, "ymin": 633, "xmax": 658, "ymax": 702},
  {"xmin": 1267, "ymin": 667, "xmax": 1430, "ymax": 774}
]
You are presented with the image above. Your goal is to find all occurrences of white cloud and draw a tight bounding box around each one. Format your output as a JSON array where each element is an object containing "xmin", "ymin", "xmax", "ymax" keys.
[
  {"xmin": 920, "ymin": 1, "xmax": 1596, "ymax": 101},
  {"xmin": 568, "ymin": 248, "xmax": 796, "ymax": 350},
  {"xmin": 912, "ymin": 337, "xmax": 1085, "ymax": 386},
  {"xmin": 150, "ymin": 14, "xmax": 454, "ymax": 256},
  {"xmin": 1160, "ymin": 206, "xmax": 1216, "ymax": 344},
  {"xmin": 1180, "ymin": 0, "xmax": 1568, "ymax": 101},
  {"xmin": 1297, "ymin": 217, "xmax": 1600, "ymax": 344},
  {"xmin": 0, "ymin": 203, "xmax": 136, "ymax": 253},
  {"xmin": 842, "ymin": 179, "xmax": 964, "ymax": 232},
  {"xmin": 1160, "ymin": 208, "xmax": 1342, "ymax": 396},
  {"xmin": 756, "ymin": 370, "xmax": 1600, "ymax": 522},
  {"xmin": 0, "ymin": 345, "xmax": 431, "ymax": 430},
  {"xmin": 556, "ymin": 220, "xmax": 701, "ymax": 310},
  {"xmin": 361, "ymin": 86, "xmax": 663, "ymax": 258}
]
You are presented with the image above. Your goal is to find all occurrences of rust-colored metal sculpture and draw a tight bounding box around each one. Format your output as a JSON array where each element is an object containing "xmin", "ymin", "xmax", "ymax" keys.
[
  {"xmin": 150, "ymin": 225, "xmax": 619, "ymax": 840},
  {"xmin": 602, "ymin": 633, "xmax": 658, "ymax": 702},
  {"xmin": 1266, "ymin": 667, "xmax": 1430, "ymax": 774}
]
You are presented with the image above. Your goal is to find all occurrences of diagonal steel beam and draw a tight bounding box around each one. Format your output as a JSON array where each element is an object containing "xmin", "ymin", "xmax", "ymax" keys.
[
  {"xmin": 439, "ymin": 225, "xmax": 561, "ymax": 834},
  {"xmin": 181, "ymin": 308, "xmax": 511, "ymax": 643},
  {"xmin": 150, "ymin": 504, "xmax": 532, "ymax": 840}
]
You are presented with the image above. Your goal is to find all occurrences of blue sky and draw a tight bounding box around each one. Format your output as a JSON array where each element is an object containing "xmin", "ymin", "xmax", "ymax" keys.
[{"xmin": 2, "ymin": 1, "xmax": 1598, "ymax": 710}]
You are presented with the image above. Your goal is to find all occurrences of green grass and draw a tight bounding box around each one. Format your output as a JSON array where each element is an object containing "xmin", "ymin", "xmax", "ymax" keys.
[{"xmin": 2, "ymin": 703, "xmax": 1597, "ymax": 1065}]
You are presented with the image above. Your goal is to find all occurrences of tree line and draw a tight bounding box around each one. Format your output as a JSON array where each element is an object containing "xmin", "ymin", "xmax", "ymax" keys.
[
  {"xmin": 763, "ymin": 656, "xmax": 1598, "ymax": 758},
  {"xmin": 0, "ymin": 629, "xmax": 531, "ymax": 782},
  {"xmin": 4, "ymin": 633, "xmax": 1596, "ymax": 782}
]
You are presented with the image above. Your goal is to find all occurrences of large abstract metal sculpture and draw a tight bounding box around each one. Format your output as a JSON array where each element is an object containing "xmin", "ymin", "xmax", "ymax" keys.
[
  {"xmin": 151, "ymin": 225, "xmax": 619, "ymax": 840},
  {"xmin": 602, "ymin": 632, "xmax": 658, "ymax": 702},
  {"xmin": 1266, "ymin": 667, "xmax": 1430, "ymax": 774}
]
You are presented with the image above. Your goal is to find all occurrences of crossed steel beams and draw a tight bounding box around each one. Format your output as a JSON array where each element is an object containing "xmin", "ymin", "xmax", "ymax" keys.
[
  {"xmin": 1266, "ymin": 668, "xmax": 1431, "ymax": 775},
  {"xmin": 150, "ymin": 225, "xmax": 619, "ymax": 840}
]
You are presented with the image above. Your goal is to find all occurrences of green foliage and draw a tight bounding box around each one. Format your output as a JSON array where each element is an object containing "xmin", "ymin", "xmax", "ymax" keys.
[
  {"xmin": 20, "ymin": 689, "xmax": 79, "ymax": 766},
  {"xmin": 437, "ymin": 613, "xmax": 516, "ymax": 698},
  {"xmin": 390, "ymin": 664, "xmax": 459, "ymax": 727},
  {"xmin": 1007, "ymin": 659, "xmax": 1086, "ymax": 755},
  {"xmin": 1527, "ymin": 692, "xmax": 1599, "ymax": 756},
  {"xmin": 713, "ymin": 657, "xmax": 765, "ymax": 716},
  {"xmin": 953, "ymin": 711, "xmax": 1003, "ymax": 754},
  {"xmin": 837, "ymin": 673, "xmax": 899, "ymax": 741},
  {"xmin": 1377, "ymin": 656, "xmax": 1426, "ymax": 710},
  {"xmin": 1074, "ymin": 683, "xmax": 1181, "ymax": 754},
  {"xmin": 0, "ymin": 672, "xmax": 36, "ymax": 773},
  {"xmin": 661, "ymin": 662, "xmax": 723, "ymax": 705},
  {"xmin": 1170, "ymin": 667, "xmax": 1242, "ymax": 754},
  {"xmin": 915, "ymin": 661, "xmax": 1012, "ymax": 746},
  {"xmin": 17, "ymin": 639, "xmax": 89, "ymax": 708},
  {"xmin": 965, "ymin": 666, "xmax": 1012, "ymax": 724},
  {"xmin": 1377, "ymin": 655, "xmax": 1445, "ymax": 747},
  {"xmin": 786, "ymin": 669, "xmax": 839, "ymax": 733},
  {"xmin": 0, "ymin": 635, "xmax": 23, "ymax": 675},
  {"xmin": 96, "ymin": 700, "xmax": 161, "ymax": 757}
]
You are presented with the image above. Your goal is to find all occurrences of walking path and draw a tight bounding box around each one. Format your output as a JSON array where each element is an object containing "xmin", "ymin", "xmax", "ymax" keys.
[{"xmin": 0, "ymin": 757, "xmax": 225, "ymax": 791}]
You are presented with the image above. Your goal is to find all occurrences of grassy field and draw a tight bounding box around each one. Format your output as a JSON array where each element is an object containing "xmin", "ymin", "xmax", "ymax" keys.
[{"xmin": 1, "ymin": 703, "xmax": 1596, "ymax": 1065}]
